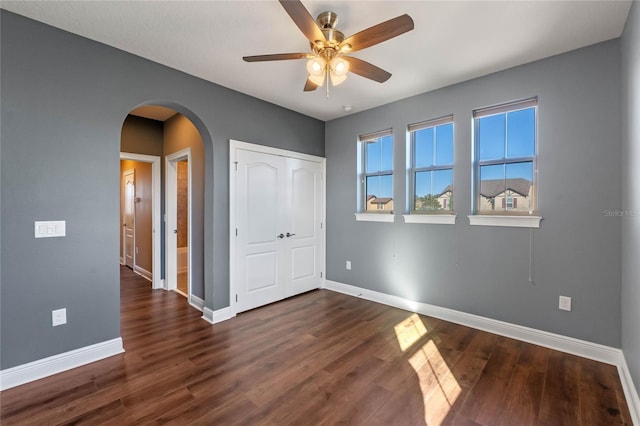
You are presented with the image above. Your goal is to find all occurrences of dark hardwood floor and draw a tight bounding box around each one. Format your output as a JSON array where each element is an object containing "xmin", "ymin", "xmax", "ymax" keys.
[{"xmin": 0, "ymin": 266, "xmax": 632, "ymax": 425}]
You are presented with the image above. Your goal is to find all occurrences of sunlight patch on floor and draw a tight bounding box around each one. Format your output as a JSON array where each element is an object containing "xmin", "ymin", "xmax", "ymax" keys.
[
  {"xmin": 395, "ymin": 314, "xmax": 463, "ymax": 425},
  {"xmin": 394, "ymin": 313, "xmax": 428, "ymax": 352}
]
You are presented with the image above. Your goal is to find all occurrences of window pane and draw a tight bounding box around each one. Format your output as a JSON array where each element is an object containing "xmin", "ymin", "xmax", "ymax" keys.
[
  {"xmin": 414, "ymin": 169, "xmax": 452, "ymax": 211},
  {"xmin": 435, "ymin": 123, "xmax": 454, "ymax": 165},
  {"xmin": 478, "ymin": 114, "xmax": 505, "ymax": 161},
  {"xmin": 504, "ymin": 162, "xmax": 534, "ymax": 213},
  {"xmin": 366, "ymin": 136, "xmax": 393, "ymax": 172},
  {"xmin": 366, "ymin": 140, "xmax": 381, "ymax": 173},
  {"xmin": 365, "ymin": 174, "xmax": 393, "ymax": 211},
  {"xmin": 414, "ymin": 127, "xmax": 434, "ymax": 168},
  {"xmin": 478, "ymin": 164, "xmax": 505, "ymax": 213},
  {"xmin": 380, "ymin": 135, "xmax": 393, "ymax": 171},
  {"xmin": 507, "ymin": 108, "xmax": 535, "ymax": 158}
]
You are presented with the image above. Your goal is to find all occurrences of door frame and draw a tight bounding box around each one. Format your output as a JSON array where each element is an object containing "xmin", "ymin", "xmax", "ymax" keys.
[
  {"xmin": 229, "ymin": 139, "xmax": 326, "ymax": 317},
  {"xmin": 120, "ymin": 152, "xmax": 162, "ymax": 289},
  {"xmin": 165, "ymin": 148, "xmax": 192, "ymax": 302}
]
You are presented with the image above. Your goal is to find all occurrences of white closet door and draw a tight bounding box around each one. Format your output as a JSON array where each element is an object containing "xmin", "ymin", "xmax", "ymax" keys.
[
  {"xmin": 234, "ymin": 147, "xmax": 324, "ymax": 313},
  {"xmin": 284, "ymin": 158, "xmax": 323, "ymax": 297},
  {"xmin": 235, "ymin": 149, "xmax": 286, "ymax": 313}
]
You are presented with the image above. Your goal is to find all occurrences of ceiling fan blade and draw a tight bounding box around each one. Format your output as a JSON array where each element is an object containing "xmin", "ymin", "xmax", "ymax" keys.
[
  {"xmin": 341, "ymin": 14, "xmax": 414, "ymax": 53},
  {"xmin": 243, "ymin": 53, "xmax": 309, "ymax": 62},
  {"xmin": 279, "ymin": 0, "xmax": 326, "ymax": 44},
  {"xmin": 304, "ymin": 77, "xmax": 319, "ymax": 92},
  {"xmin": 343, "ymin": 57, "xmax": 392, "ymax": 83}
]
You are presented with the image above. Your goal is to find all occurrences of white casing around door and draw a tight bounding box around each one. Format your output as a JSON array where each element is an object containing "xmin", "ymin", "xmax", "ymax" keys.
[{"xmin": 234, "ymin": 148, "xmax": 323, "ymax": 313}]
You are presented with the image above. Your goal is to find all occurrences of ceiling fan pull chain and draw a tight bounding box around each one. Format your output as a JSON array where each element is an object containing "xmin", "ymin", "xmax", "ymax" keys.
[{"xmin": 326, "ymin": 67, "xmax": 330, "ymax": 98}]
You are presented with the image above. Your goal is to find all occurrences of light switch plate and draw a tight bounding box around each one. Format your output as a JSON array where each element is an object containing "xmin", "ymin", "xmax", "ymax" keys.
[{"xmin": 35, "ymin": 221, "xmax": 66, "ymax": 238}]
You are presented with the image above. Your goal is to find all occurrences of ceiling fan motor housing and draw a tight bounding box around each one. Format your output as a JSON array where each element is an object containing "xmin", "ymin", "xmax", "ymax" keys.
[{"xmin": 317, "ymin": 11, "xmax": 344, "ymax": 46}]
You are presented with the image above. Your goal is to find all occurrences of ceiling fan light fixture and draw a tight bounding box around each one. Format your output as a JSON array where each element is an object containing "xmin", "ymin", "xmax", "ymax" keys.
[
  {"xmin": 330, "ymin": 57, "xmax": 349, "ymax": 76},
  {"xmin": 308, "ymin": 72, "xmax": 325, "ymax": 86},
  {"xmin": 306, "ymin": 57, "xmax": 326, "ymax": 76},
  {"xmin": 329, "ymin": 71, "xmax": 347, "ymax": 86}
]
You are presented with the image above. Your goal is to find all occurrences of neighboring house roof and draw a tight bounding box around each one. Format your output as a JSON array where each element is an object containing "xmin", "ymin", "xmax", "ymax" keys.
[
  {"xmin": 435, "ymin": 178, "xmax": 531, "ymax": 198},
  {"xmin": 437, "ymin": 186, "xmax": 453, "ymax": 197},
  {"xmin": 367, "ymin": 196, "xmax": 393, "ymax": 205},
  {"xmin": 480, "ymin": 178, "xmax": 531, "ymax": 198}
]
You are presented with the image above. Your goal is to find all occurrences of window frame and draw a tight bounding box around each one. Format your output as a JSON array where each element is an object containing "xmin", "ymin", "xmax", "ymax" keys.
[
  {"xmin": 408, "ymin": 115, "xmax": 455, "ymax": 216},
  {"xmin": 470, "ymin": 97, "xmax": 541, "ymax": 228},
  {"xmin": 359, "ymin": 129, "xmax": 394, "ymax": 215}
]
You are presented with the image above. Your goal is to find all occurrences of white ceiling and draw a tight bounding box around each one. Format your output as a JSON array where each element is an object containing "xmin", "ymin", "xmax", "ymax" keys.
[{"xmin": 1, "ymin": 1, "xmax": 632, "ymax": 121}]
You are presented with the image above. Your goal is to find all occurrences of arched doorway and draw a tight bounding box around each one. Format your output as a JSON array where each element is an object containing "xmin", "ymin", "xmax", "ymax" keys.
[{"xmin": 119, "ymin": 104, "xmax": 207, "ymax": 309}]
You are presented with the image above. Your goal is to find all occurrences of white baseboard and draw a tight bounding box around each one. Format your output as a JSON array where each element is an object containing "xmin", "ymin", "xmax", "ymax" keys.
[
  {"xmin": 202, "ymin": 306, "xmax": 235, "ymax": 325},
  {"xmin": 120, "ymin": 257, "xmax": 124, "ymax": 265},
  {"xmin": 618, "ymin": 353, "xmax": 640, "ymax": 425},
  {"xmin": 325, "ymin": 280, "xmax": 640, "ymax": 424},
  {"xmin": 190, "ymin": 295, "xmax": 205, "ymax": 312},
  {"xmin": 133, "ymin": 265, "xmax": 152, "ymax": 282},
  {"xmin": 0, "ymin": 338, "xmax": 124, "ymax": 391}
]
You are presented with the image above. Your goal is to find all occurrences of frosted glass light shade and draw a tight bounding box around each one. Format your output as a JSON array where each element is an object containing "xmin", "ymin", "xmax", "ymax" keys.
[
  {"xmin": 308, "ymin": 73, "xmax": 325, "ymax": 86},
  {"xmin": 307, "ymin": 57, "xmax": 325, "ymax": 76}
]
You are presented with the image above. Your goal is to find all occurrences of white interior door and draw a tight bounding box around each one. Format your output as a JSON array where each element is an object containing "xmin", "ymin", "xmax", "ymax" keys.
[
  {"xmin": 234, "ymin": 147, "xmax": 323, "ymax": 313},
  {"xmin": 285, "ymin": 158, "xmax": 322, "ymax": 297},
  {"xmin": 236, "ymin": 149, "xmax": 286, "ymax": 312},
  {"xmin": 123, "ymin": 169, "xmax": 135, "ymax": 269}
]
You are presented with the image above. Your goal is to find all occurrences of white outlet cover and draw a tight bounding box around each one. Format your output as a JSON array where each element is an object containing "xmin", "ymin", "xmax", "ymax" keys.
[
  {"xmin": 52, "ymin": 308, "xmax": 67, "ymax": 326},
  {"xmin": 346, "ymin": 261, "xmax": 352, "ymax": 270},
  {"xmin": 559, "ymin": 296, "xmax": 572, "ymax": 311}
]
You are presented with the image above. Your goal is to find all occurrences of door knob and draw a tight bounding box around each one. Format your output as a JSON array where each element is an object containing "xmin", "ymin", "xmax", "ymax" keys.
[
  {"xmin": 286, "ymin": 232, "xmax": 296, "ymax": 237},
  {"xmin": 277, "ymin": 233, "xmax": 285, "ymax": 239},
  {"xmin": 173, "ymin": 229, "xmax": 178, "ymax": 234}
]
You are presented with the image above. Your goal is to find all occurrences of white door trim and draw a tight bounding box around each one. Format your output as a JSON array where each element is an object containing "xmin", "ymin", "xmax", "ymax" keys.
[
  {"xmin": 166, "ymin": 148, "xmax": 192, "ymax": 303},
  {"xmin": 120, "ymin": 152, "xmax": 162, "ymax": 290},
  {"xmin": 229, "ymin": 139, "xmax": 326, "ymax": 316}
]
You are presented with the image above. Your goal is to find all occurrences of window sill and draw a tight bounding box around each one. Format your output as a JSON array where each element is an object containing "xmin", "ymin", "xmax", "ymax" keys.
[
  {"xmin": 354, "ymin": 213, "xmax": 395, "ymax": 223},
  {"xmin": 467, "ymin": 215, "xmax": 542, "ymax": 228},
  {"xmin": 403, "ymin": 214, "xmax": 456, "ymax": 225}
]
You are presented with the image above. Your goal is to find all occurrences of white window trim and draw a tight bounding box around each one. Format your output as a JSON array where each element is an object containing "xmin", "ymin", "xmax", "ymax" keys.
[
  {"xmin": 403, "ymin": 214, "xmax": 456, "ymax": 225},
  {"xmin": 355, "ymin": 213, "xmax": 395, "ymax": 223},
  {"xmin": 468, "ymin": 215, "xmax": 542, "ymax": 228}
]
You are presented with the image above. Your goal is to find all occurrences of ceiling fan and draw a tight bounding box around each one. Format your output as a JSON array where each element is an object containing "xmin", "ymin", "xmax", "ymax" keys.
[{"xmin": 243, "ymin": 0, "xmax": 414, "ymax": 96}]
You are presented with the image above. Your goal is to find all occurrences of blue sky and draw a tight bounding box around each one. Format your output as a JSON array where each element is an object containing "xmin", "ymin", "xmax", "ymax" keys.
[{"xmin": 478, "ymin": 108, "xmax": 535, "ymax": 182}]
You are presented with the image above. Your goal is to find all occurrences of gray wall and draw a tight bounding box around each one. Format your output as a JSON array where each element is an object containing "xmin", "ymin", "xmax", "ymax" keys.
[
  {"xmin": 325, "ymin": 40, "xmax": 622, "ymax": 347},
  {"xmin": 621, "ymin": 1, "xmax": 640, "ymax": 396},
  {"xmin": 0, "ymin": 11, "xmax": 324, "ymax": 369}
]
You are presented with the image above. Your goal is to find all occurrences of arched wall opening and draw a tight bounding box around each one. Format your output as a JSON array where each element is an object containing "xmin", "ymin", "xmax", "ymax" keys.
[{"xmin": 119, "ymin": 102, "xmax": 213, "ymax": 311}]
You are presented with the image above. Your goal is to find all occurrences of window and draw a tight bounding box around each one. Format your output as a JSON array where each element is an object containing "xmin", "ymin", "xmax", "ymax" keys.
[
  {"xmin": 408, "ymin": 116, "xmax": 454, "ymax": 214},
  {"xmin": 360, "ymin": 129, "xmax": 393, "ymax": 213},
  {"xmin": 473, "ymin": 98, "xmax": 537, "ymax": 217}
]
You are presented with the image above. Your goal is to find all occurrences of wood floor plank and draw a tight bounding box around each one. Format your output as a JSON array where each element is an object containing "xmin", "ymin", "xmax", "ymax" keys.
[
  {"xmin": 538, "ymin": 351, "xmax": 583, "ymax": 425},
  {"xmin": 0, "ymin": 266, "xmax": 632, "ymax": 425}
]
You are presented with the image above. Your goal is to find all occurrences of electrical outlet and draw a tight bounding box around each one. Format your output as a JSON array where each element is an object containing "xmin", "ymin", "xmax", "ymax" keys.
[
  {"xmin": 559, "ymin": 296, "xmax": 572, "ymax": 312},
  {"xmin": 52, "ymin": 308, "xmax": 67, "ymax": 326},
  {"xmin": 346, "ymin": 260, "xmax": 352, "ymax": 270}
]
